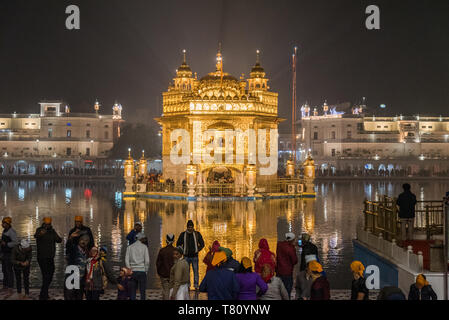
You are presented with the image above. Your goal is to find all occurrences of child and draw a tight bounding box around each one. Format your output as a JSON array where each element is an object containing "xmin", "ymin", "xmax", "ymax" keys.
[{"xmin": 117, "ymin": 267, "xmax": 132, "ymax": 300}]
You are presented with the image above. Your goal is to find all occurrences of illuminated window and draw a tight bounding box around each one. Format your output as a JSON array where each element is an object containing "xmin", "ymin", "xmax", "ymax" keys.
[{"xmin": 67, "ymin": 130, "xmax": 71, "ymax": 137}]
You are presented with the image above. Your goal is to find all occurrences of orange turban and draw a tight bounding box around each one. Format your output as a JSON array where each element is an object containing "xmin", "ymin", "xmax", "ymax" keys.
[
  {"xmin": 241, "ymin": 257, "xmax": 252, "ymax": 269},
  {"xmin": 43, "ymin": 217, "xmax": 52, "ymax": 224},
  {"xmin": 350, "ymin": 261, "xmax": 365, "ymax": 277},
  {"xmin": 211, "ymin": 251, "xmax": 227, "ymax": 267},
  {"xmin": 416, "ymin": 274, "xmax": 429, "ymax": 287},
  {"xmin": 309, "ymin": 261, "xmax": 323, "ymax": 273},
  {"xmin": 2, "ymin": 217, "xmax": 12, "ymax": 225},
  {"xmin": 74, "ymin": 216, "xmax": 83, "ymax": 222}
]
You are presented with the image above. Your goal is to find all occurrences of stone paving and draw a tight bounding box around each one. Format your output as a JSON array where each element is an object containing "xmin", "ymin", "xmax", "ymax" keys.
[{"xmin": 0, "ymin": 288, "xmax": 380, "ymax": 301}]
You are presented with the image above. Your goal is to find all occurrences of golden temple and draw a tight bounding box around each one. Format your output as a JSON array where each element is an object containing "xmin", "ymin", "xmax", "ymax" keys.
[{"xmin": 155, "ymin": 48, "xmax": 284, "ymax": 186}]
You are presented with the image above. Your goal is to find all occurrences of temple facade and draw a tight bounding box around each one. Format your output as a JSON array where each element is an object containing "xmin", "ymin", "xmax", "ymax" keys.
[{"xmin": 156, "ymin": 49, "xmax": 284, "ymax": 186}]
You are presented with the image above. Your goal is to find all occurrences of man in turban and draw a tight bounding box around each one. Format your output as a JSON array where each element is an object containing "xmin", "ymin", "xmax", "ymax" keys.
[
  {"xmin": 67, "ymin": 215, "xmax": 94, "ymax": 251},
  {"xmin": 1, "ymin": 217, "xmax": 18, "ymax": 295},
  {"xmin": 309, "ymin": 261, "xmax": 330, "ymax": 300},
  {"xmin": 350, "ymin": 260, "xmax": 369, "ymax": 300},
  {"xmin": 408, "ymin": 274, "xmax": 437, "ymax": 300},
  {"xmin": 199, "ymin": 251, "xmax": 240, "ymax": 300},
  {"xmin": 156, "ymin": 234, "xmax": 176, "ymax": 299},
  {"xmin": 34, "ymin": 217, "xmax": 63, "ymax": 300}
]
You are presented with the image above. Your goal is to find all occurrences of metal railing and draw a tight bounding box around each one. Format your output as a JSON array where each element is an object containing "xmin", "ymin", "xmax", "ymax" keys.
[{"xmin": 363, "ymin": 195, "xmax": 444, "ymax": 241}]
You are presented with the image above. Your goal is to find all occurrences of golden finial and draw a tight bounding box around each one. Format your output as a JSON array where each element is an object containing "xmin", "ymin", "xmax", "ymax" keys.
[
  {"xmin": 256, "ymin": 49, "xmax": 260, "ymax": 64},
  {"xmin": 128, "ymin": 148, "xmax": 132, "ymax": 159},
  {"xmin": 141, "ymin": 150, "xmax": 145, "ymax": 159}
]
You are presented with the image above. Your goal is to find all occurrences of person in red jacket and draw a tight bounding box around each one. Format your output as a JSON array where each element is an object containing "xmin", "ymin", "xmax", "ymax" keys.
[
  {"xmin": 253, "ymin": 238, "xmax": 276, "ymax": 275},
  {"xmin": 275, "ymin": 233, "xmax": 298, "ymax": 299}
]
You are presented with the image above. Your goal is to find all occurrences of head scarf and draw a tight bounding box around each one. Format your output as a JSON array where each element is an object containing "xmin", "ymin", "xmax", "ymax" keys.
[
  {"xmin": 43, "ymin": 217, "xmax": 52, "ymax": 224},
  {"xmin": 302, "ymin": 233, "xmax": 311, "ymax": 242},
  {"xmin": 350, "ymin": 261, "xmax": 365, "ymax": 277},
  {"xmin": 166, "ymin": 233, "xmax": 175, "ymax": 244},
  {"xmin": 219, "ymin": 247, "xmax": 233, "ymax": 259},
  {"xmin": 74, "ymin": 216, "xmax": 83, "ymax": 222},
  {"xmin": 2, "ymin": 217, "xmax": 12, "ymax": 225},
  {"xmin": 261, "ymin": 264, "xmax": 275, "ymax": 283},
  {"xmin": 20, "ymin": 239, "xmax": 30, "ymax": 249},
  {"xmin": 241, "ymin": 257, "xmax": 252, "ymax": 269},
  {"xmin": 416, "ymin": 274, "xmax": 429, "ymax": 287},
  {"xmin": 309, "ymin": 261, "xmax": 323, "ymax": 273},
  {"xmin": 211, "ymin": 251, "xmax": 227, "ymax": 267},
  {"xmin": 211, "ymin": 240, "xmax": 221, "ymax": 253},
  {"xmin": 258, "ymin": 238, "xmax": 270, "ymax": 251},
  {"xmin": 86, "ymin": 247, "xmax": 100, "ymax": 286}
]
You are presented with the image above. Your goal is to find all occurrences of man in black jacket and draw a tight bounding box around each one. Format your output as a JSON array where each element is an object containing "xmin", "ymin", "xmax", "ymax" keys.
[
  {"xmin": 176, "ymin": 220, "xmax": 204, "ymax": 290},
  {"xmin": 299, "ymin": 234, "xmax": 319, "ymax": 272},
  {"xmin": 67, "ymin": 215, "xmax": 94, "ymax": 250},
  {"xmin": 396, "ymin": 183, "xmax": 417, "ymax": 241},
  {"xmin": 34, "ymin": 217, "xmax": 62, "ymax": 300}
]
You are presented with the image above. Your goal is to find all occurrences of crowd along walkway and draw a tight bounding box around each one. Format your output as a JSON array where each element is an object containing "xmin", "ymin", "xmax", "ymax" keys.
[{"xmin": 0, "ymin": 288, "xmax": 380, "ymax": 301}]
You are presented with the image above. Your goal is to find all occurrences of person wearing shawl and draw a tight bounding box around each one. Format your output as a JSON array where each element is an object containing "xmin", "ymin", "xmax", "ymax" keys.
[
  {"xmin": 199, "ymin": 251, "xmax": 240, "ymax": 300},
  {"xmin": 309, "ymin": 261, "xmax": 330, "ymax": 300},
  {"xmin": 85, "ymin": 246, "xmax": 120, "ymax": 300},
  {"xmin": 203, "ymin": 240, "xmax": 221, "ymax": 272},
  {"xmin": 253, "ymin": 238, "xmax": 276, "ymax": 275},
  {"xmin": 236, "ymin": 257, "xmax": 268, "ymax": 300},
  {"xmin": 408, "ymin": 274, "xmax": 437, "ymax": 300},
  {"xmin": 258, "ymin": 264, "xmax": 289, "ymax": 300},
  {"xmin": 350, "ymin": 260, "xmax": 369, "ymax": 300}
]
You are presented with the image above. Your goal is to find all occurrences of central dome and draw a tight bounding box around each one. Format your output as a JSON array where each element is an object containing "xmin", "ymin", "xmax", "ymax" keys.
[{"xmin": 200, "ymin": 72, "xmax": 238, "ymax": 82}]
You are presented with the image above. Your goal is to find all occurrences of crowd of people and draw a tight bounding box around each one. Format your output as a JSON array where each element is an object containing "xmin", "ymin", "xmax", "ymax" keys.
[{"xmin": 0, "ymin": 215, "xmax": 439, "ymax": 301}]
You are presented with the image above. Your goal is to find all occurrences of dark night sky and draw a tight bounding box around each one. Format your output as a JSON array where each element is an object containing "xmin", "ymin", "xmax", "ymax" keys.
[{"xmin": 0, "ymin": 0, "xmax": 448, "ymax": 132}]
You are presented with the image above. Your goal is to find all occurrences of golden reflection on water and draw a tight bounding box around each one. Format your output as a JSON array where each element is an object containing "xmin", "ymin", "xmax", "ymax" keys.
[{"xmin": 125, "ymin": 198, "xmax": 316, "ymax": 287}]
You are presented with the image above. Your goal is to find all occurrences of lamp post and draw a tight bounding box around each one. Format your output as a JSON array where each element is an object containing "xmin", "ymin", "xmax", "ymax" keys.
[{"xmin": 124, "ymin": 148, "xmax": 134, "ymax": 192}]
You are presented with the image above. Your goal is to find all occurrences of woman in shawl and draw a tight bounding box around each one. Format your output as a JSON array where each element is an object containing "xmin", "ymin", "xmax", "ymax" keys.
[
  {"xmin": 203, "ymin": 240, "xmax": 221, "ymax": 272},
  {"xmin": 253, "ymin": 238, "xmax": 276, "ymax": 275},
  {"xmin": 258, "ymin": 264, "xmax": 289, "ymax": 300},
  {"xmin": 85, "ymin": 246, "xmax": 121, "ymax": 300}
]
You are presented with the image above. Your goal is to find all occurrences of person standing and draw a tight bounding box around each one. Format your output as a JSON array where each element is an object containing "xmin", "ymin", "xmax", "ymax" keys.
[
  {"xmin": 295, "ymin": 259, "xmax": 315, "ymax": 300},
  {"xmin": 176, "ymin": 220, "xmax": 205, "ymax": 291},
  {"xmin": 275, "ymin": 232, "xmax": 298, "ymax": 299},
  {"xmin": 1, "ymin": 217, "xmax": 18, "ymax": 295},
  {"xmin": 199, "ymin": 251, "xmax": 240, "ymax": 300},
  {"xmin": 299, "ymin": 234, "xmax": 319, "ymax": 271},
  {"xmin": 67, "ymin": 216, "xmax": 95, "ymax": 250},
  {"xmin": 65, "ymin": 234, "xmax": 89, "ymax": 300},
  {"xmin": 84, "ymin": 246, "xmax": 121, "ymax": 300},
  {"xmin": 117, "ymin": 267, "xmax": 133, "ymax": 300},
  {"xmin": 203, "ymin": 240, "xmax": 220, "ymax": 272},
  {"xmin": 169, "ymin": 246, "xmax": 190, "ymax": 300},
  {"xmin": 125, "ymin": 233, "xmax": 150, "ymax": 300},
  {"xmin": 396, "ymin": 183, "xmax": 417, "ymax": 241},
  {"xmin": 236, "ymin": 257, "xmax": 268, "ymax": 300},
  {"xmin": 126, "ymin": 222, "xmax": 143, "ymax": 246},
  {"xmin": 34, "ymin": 217, "xmax": 62, "ymax": 300},
  {"xmin": 408, "ymin": 274, "xmax": 437, "ymax": 300},
  {"xmin": 156, "ymin": 234, "xmax": 176, "ymax": 300},
  {"xmin": 258, "ymin": 264, "xmax": 289, "ymax": 300},
  {"xmin": 309, "ymin": 261, "xmax": 330, "ymax": 300},
  {"xmin": 350, "ymin": 261, "xmax": 369, "ymax": 300},
  {"xmin": 253, "ymin": 238, "xmax": 276, "ymax": 275},
  {"xmin": 11, "ymin": 239, "xmax": 32, "ymax": 299}
]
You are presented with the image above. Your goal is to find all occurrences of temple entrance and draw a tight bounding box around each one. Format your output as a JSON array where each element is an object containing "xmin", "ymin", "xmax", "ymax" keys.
[{"xmin": 207, "ymin": 166, "xmax": 235, "ymax": 184}]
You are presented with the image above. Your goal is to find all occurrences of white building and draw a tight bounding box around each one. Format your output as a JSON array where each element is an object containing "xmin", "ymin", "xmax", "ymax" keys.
[
  {"xmin": 298, "ymin": 102, "xmax": 449, "ymax": 175},
  {"xmin": 0, "ymin": 101, "xmax": 124, "ymax": 159}
]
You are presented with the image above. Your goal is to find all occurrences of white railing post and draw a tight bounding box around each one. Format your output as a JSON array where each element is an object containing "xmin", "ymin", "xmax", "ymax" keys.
[
  {"xmin": 378, "ymin": 233, "xmax": 383, "ymax": 250},
  {"xmin": 391, "ymin": 239, "xmax": 396, "ymax": 257},
  {"xmin": 417, "ymin": 251, "xmax": 424, "ymax": 273},
  {"xmin": 407, "ymin": 245, "xmax": 413, "ymax": 268}
]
